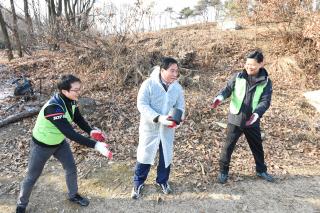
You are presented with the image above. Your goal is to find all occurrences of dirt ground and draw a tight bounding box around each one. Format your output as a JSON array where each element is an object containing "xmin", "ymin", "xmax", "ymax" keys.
[
  {"xmin": 0, "ymin": 93, "xmax": 319, "ymax": 213},
  {"xmin": 0, "ymin": 123, "xmax": 319, "ymax": 213}
]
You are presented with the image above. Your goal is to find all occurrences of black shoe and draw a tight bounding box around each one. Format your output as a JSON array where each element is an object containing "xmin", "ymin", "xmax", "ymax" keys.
[
  {"xmin": 69, "ymin": 193, "xmax": 90, "ymax": 206},
  {"xmin": 158, "ymin": 182, "xmax": 172, "ymax": 195},
  {"xmin": 257, "ymin": 172, "xmax": 275, "ymax": 182},
  {"xmin": 131, "ymin": 184, "xmax": 144, "ymax": 199},
  {"xmin": 217, "ymin": 172, "xmax": 228, "ymax": 184},
  {"xmin": 16, "ymin": 206, "xmax": 26, "ymax": 213}
]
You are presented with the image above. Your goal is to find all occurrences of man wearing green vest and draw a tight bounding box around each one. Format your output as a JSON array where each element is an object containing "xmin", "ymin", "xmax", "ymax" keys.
[
  {"xmin": 211, "ymin": 50, "xmax": 274, "ymax": 184},
  {"xmin": 16, "ymin": 75, "xmax": 112, "ymax": 213}
]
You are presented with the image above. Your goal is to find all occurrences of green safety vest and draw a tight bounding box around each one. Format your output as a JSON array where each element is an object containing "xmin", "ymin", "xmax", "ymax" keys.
[
  {"xmin": 32, "ymin": 95, "xmax": 76, "ymax": 145},
  {"xmin": 230, "ymin": 76, "xmax": 268, "ymax": 114}
]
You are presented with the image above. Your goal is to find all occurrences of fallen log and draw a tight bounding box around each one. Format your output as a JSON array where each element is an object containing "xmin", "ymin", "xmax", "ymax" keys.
[{"xmin": 0, "ymin": 107, "xmax": 40, "ymax": 128}]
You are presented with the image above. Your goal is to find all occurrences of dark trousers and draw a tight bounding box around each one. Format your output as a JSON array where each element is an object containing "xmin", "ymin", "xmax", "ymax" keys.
[
  {"xmin": 219, "ymin": 123, "xmax": 267, "ymax": 174},
  {"xmin": 17, "ymin": 140, "xmax": 78, "ymax": 208},
  {"xmin": 133, "ymin": 142, "xmax": 170, "ymax": 188}
]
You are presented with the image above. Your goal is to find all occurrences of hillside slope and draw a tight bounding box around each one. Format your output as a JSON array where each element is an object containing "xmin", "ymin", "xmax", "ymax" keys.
[{"xmin": 0, "ymin": 23, "xmax": 319, "ymax": 212}]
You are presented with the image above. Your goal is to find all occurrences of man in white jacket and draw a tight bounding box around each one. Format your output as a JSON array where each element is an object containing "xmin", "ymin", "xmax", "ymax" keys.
[{"xmin": 131, "ymin": 57, "xmax": 185, "ymax": 199}]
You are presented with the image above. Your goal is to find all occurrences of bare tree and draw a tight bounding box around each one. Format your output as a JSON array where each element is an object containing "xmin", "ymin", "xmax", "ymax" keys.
[
  {"xmin": 10, "ymin": 0, "xmax": 23, "ymax": 57},
  {"xmin": 79, "ymin": 0, "xmax": 96, "ymax": 30},
  {"xmin": 209, "ymin": 0, "xmax": 222, "ymax": 20},
  {"xmin": 46, "ymin": 0, "xmax": 95, "ymax": 30},
  {"xmin": 0, "ymin": 4, "xmax": 28, "ymax": 23},
  {"xmin": 24, "ymin": 0, "xmax": 34, "ymax": 37},
  {"xmin": 31, "ymin": 0, "xmax": 42, "ymax": 30},
  {"xmin": 179, "ymin": 7, "xmax": 194, "ymax": 24},
  {"xmin": 47, "ymin": 0, "xmax": 63, "ymax": 24},
  {"xmin": 0, "ymin": 5, "xmax": 13, "ymax": 61},
  {"xmin": 63, "ymin": 0, "xmax": 71, "ymax": 25},
  {"xmin": 195, "ymin": 0, "xmax": 210, "ymax": 22},
  {"xmin": 164, "ymin": 7, "xmax": 175, "ymax": 27}
]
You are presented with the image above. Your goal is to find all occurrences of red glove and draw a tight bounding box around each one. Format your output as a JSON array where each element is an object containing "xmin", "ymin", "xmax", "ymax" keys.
[
  {"xmin": 90, "ymin": 129, "xmax": 106, "ymax": 142},
  {"xmin": 210, "ymin": 95, "xmax": 223, "ymax": 109},
  {"xmin": 159, "ymin": 115, "xmax": 175, "ymax": 126},
  {"xmin": 106, "ymin": 150, "xmax": 113, "ymax": 160},
  {"xmin": 246, "ymin": 113, "xmax": 259, "ymax": 126},
  {"xmin": 166, "ymin": 116, "xmax": 177, "ymax": 128},
  {"xmin": 168, "ymin": 121, "xmax": 177, "ymax": 128}
]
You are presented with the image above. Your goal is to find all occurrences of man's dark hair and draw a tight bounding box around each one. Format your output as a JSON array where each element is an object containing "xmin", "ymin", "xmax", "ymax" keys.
[
  {"xmin": 247, "ymin": 50, "xmax": 264, "ymax": 63},
  {"xmin": 57, "ymin": 74, "xmax": 81, "ymax": 92},
  {"xmin": 160, "ymin": 57, "xmax": 179, "ymax": 70}
]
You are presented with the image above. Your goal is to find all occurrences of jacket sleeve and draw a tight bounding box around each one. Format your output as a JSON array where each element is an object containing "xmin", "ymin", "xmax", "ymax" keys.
[
  {"xmin": 253, "ymin": 79, "xmax": 272, "ymax": 118},
  {"xmin": 218, "ymin": 73, "xmax": 238, "ymax": 99},
  {"xmin": 174, "ymin": 86, "xmax": 185, "ymax": 113},
  {"xmin": 44, "ymin": 105, "xmax": 97, "ymax": 148},
  {"xmin": 137, "ymin": 80, "xmax": 160, "ymax": 122},
  {"xmin": 73, "ymin": 107, "xmax": 93, "ymax": 135}
]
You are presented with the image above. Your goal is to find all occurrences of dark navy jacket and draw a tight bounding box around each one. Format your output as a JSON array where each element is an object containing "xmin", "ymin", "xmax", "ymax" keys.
[{"xmin": 218, "ymin": 68, "xmax": 272, "ymax": 128}]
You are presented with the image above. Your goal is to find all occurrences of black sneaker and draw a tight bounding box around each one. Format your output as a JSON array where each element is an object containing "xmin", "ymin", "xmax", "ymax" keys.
[
  {"xmin": 256, "ymin": 172, "xmax": 275, "ymax": 182},
  {"xmin": 158, "ymin": 182, "xmax": 172, "ymax": 194},
  {"xmin": 217, "ymin": 172, "xmax": 228, "ymax": 184},
  {"xmin": 16, "ymin": 206, "xmax": 26, "ymax": 213},
  {"xmin": 68, "ymin": 193, "xmax": 90, "ymax": 206},
  {"xmin": 131, "ymin": 184, "xmax": 144, "ymax": 199}
]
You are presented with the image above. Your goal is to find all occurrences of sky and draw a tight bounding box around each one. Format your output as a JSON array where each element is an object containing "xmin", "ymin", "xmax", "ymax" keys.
[
  {"xmin": 97, "ymin": 0, "xmax": 198, "ymax": 13},
  {"xmin": 2, "ymin": 0, "xmax": 198, "ymax": 14},
  {"xmin": 93, "ymin": 0, "xmax": 202, "ymax": 32},
  {"xmin": 1, "ymin": 0, "xmax": 212, "ymax": 33}
]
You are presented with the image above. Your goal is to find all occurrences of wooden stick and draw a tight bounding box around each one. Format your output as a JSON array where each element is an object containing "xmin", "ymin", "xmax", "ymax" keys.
[{"xmin": 0, "ymin": 107, "xmax": 40, "ymax": 128}]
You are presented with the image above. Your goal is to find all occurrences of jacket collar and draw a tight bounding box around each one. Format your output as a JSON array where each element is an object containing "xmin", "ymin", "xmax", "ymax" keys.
[
  {"xmin": 58, "ymin": 93, "xmax": 75, "ymax": 104},
  {"xmin": 242, "ymin": 68, "xmax": 268, "ymax": 84},
  {"xmin": 150, "ymin": 66, "xmax": 178, "ymax": 90}
]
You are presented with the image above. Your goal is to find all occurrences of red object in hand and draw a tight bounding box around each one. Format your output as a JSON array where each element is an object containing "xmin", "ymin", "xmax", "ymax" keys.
[
  {"xmin": 168, "ymin": 121, "xmax": 177, "ymax": 128},
  {"xmin": 91, "ymin": 130, "xmax": 106, "ymax": 142},
  {"xmin": 211, "ymin": 99, "xmax": 222, "ymax": 109},
  {"xmin": 100, "ymin": 143, "xmax": 113, "ymax": 160},
  {"xmin": 167, "ymin": 116, "xmax": 177, "ymax": 128},
  {"xmin": 106, "ymin": 149, "xmax": 113, "ymax": 160},
  {"xmin": 245, "ymin": 113, "xmax": 259, "ymax": 126}
]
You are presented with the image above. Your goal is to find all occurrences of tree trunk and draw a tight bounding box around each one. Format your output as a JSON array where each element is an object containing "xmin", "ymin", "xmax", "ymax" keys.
[
  {"xmin": 64, "ymin": 0, "xmax": 70, "ymax": 25},
  {"xmin": 80, "ymin": 0, "xmax": 95, "ymax": 31},
  {"xmin": 56, "ymin": 0, "xmax": 63, "ymax": 16},
  {"xmin": 0, "ymin": 6, "xmax": 13, "ymax": 61},
  {"xmin": 0, "ymin": 4, "xmax": 26, "ymax": 22},
  {"xmin": 48, "ymin": 0, "xmax": 56, "ymax": 24},
  {"xmin": 10, "ymin": 0, "xmax": 23, "ymax": 58},
  {"xmin": 24, "ymin": 0, "xmax": 34, "ymax": 39},
  {"xmin": 0, "ymin": 108, "xmax": 40, "ymax": 128},
  {"xmin": 31, "ymin": 0, "xmax": 41, "ymax": 31}
]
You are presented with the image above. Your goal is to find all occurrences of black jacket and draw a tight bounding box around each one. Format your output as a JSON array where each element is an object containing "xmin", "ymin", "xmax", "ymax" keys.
[
  {"xmin": 218, "ymin": 68, "xmax": 272, "ymax": 128},
  {"xmin": 32, "ymin": 94, "xmax": 96, "ymax": 148}
]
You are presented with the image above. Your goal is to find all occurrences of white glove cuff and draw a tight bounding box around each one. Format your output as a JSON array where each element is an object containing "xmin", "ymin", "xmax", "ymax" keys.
[{"xmin": 217, "ymin": 95, "xmax": 224, "ymax": 101}]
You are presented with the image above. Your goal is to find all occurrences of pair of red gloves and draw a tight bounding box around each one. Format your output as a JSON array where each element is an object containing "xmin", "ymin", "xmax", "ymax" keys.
[
  {"xmin": 91, "ymin": 129, "xmax": 113, "ymax": 160},
  {"xmin": 210, "ymin": 95, "xmax": 259, "ymax": 126}
]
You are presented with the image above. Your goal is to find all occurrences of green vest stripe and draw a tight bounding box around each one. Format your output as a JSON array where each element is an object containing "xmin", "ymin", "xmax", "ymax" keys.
[
  {"xmin": 230, "ymin": 76, "xmax": 267, "ymax": 114},
  {"xmin": 252, "ymin": 82, "xmax": 267, "ymax": 111},
  {"xmin": 32, "ymin": 95, "xmax": 75, "ymax": 145}
]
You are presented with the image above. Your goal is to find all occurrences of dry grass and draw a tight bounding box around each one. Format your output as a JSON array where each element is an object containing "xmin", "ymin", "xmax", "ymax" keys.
[{"xmin": 0, "ymin": 22, "xmax": 319, "ymax": 189}]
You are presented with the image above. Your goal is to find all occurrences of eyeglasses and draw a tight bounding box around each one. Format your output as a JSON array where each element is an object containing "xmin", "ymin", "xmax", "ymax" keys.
[{"xmin": 69, "ymin": 89, "xmax": 81, "ymax": 93}]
